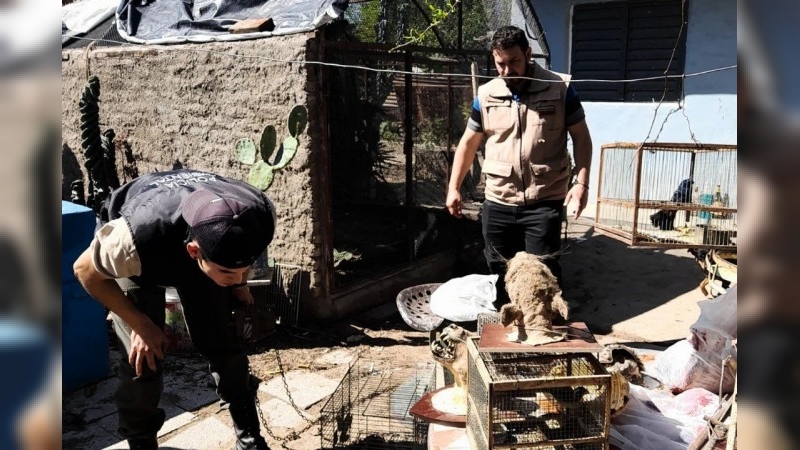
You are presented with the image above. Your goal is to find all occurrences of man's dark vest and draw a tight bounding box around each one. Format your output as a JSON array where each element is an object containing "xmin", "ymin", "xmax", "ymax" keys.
[{"xmin": 99, "ymin": 170, "xmax": 273, "ymax": 287}]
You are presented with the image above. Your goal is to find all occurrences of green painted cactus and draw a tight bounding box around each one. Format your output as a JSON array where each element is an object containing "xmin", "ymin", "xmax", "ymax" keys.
[
  {"xmin": 235, "ymin": 105, "xmax": 307, "ymax": 191},
  {"xmin": 235, "ymin": 138, "xmax": 257, "ymax": 165}
]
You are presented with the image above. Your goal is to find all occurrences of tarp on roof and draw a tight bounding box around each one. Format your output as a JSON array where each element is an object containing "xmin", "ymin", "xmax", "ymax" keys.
[{"xmin": 114, "ymin": 0, "xmax": 348, "ymax": 44}]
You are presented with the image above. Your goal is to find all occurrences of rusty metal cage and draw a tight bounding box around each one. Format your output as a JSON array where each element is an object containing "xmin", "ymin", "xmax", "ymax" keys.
[
  {"xmin": 595, "ymin": 142, "xmax": 737, "ymax": 250},
  {"xmin": 466, "ymin": 338, "xmax": 611, "ymax": 449},
  {"xmin": 320, "ymin": 359, "xmax": 436, "ymax": 449}
]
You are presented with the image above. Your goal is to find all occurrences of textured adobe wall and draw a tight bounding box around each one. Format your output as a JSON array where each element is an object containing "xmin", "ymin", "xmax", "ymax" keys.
[{"xmin": 62, "ymin": 33, "xmax": 336, "ymax": 318}]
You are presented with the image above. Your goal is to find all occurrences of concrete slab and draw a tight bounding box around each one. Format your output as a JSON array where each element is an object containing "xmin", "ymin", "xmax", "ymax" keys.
[
  {"xmin": 102, "ymin": 440, "xmax": 129, "ymax": 450},
  {"xmin": 428, "ymin": 423, "xmax": 470, "ymax": 449},
  {"xmin": 259, "ymin": 370, "xmax": 339, "ymax": 409},
  {"xmin": 161, "ymin": 416, "xmax": 236, "ymax": 449},
  {"xmin": 314, "ymin": 348, "xmax": 355, "ymax": 366},
  {"xmin": 63, "ymin": 377, "xmax": 118, "ymax": 422},
  {"xmin": 90, "ymin": 398, "xmax": 198, "ymax": 443},
  {"xmin": 259, "ymin": 398, "xmax": 309, "ymax": 429},
  {"xmin": 162, "ymin": 369, "xmax": 218, "ymax": 411},
  {"xmin": 158, "ymin": 405, "xmax": 198, "ymax": 438},
  {"xmin": 64, "ymin": 425, "xmax": 121, "ymax": 450},
  {"xmin": 96, "ymin": 413, "xmax": 122, "ymax": 440}
]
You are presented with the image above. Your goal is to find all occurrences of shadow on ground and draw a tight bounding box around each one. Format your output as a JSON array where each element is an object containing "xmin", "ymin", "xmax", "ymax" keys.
[{"xmin": 561, "ymin": 220, "xmax": 704, "ymax": 336}]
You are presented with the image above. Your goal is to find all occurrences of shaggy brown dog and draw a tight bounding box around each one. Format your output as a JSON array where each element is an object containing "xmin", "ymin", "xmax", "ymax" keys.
[{"xmin": 500, "ymin": 252, "xmax": 570, "ymax": 344}]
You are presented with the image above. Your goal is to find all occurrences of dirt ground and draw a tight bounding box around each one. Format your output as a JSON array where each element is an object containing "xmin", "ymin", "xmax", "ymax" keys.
[
  {"xmin": 69, "ymin": 216, "xmax": 706, "ymax": 449},
  {"xmin": 221, "ymin": 216, "xmax": 708, "ymax": 449}
]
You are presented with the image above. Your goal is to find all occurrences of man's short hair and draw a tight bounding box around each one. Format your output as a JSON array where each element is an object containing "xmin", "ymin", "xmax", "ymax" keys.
[{"xmin": 491, "ymin": 26, "xmax": 529, "ymax": 52}]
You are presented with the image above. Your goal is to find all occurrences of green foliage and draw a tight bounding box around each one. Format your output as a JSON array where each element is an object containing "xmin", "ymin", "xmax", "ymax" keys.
[
  {"xmin": 344, "ymin": 0, "xmax": 489, "ymax": 50},
  {"xmin": 333, "ymin": 248, "xmax": 360, "ymax": 268},
  {"xmin": 236, "ymin": 105, "xmax": 307, "ymax": 191},
  {"xmin": 393, "ymin": 0, "xmax": 461, "ymax": 51},
  {"xmin": 346, "ymin": 0, "xmax": 382, "ymax": 43},
  {"xmin": 333, "ymin": 248, "xmax": 362, "ymax": 276}
]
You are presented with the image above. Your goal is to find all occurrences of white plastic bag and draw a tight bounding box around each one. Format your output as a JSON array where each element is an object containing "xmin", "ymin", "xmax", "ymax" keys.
[
  {"xmin": 651, "ymin": 287, "xmax": 737, "ymax": 394},
  {"xmin": 429, "ymin": 274, "xmax": 498, "ymax": 322}
]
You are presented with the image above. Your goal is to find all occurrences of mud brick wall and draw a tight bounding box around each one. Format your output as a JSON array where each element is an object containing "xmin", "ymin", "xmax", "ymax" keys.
[{"xmin": 61, "ymin": 33, "xmax": 337, "ymax": 319}]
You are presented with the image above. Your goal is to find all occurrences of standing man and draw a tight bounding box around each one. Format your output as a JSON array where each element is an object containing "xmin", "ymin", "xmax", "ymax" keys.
[
  {"xmin": 73, "ymin": 169, "xmax": 277, "ymax": 450},
  {"xmin": 446, "ymin": 26, "xmax": 593, "ymax": 306}
]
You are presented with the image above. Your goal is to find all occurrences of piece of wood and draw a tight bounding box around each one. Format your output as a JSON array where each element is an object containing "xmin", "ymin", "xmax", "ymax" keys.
[
  {"xmin": 229, "ymin": 18, "xmax": 275, "ymax": 34},
  {"xmin": 689, "ymin": 394, "xmax": 735, "ymax": 450},
  {"xmin": 478, "ymin": 322, "xmax": 603, "ymax": 353},
  {"xmin": 725, "ymin": 374, "xmax": 738, "ymax": 450},
  {"xmin": 410, "ymin": 386, "xmax": 467, "ymax": 428}
]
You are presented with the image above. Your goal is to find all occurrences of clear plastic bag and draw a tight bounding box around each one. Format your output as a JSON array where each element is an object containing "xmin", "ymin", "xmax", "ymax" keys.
[
  {"xmin": 611, "ymin": 384, "xmax": 719, "ymax": 448},
  {"xmin": 429, "ymin": 274, "xmax": 498, "ymax": 322},
  {"xmin": 651, "ymin": 287, "xmax": 737, "ymax": 394}
]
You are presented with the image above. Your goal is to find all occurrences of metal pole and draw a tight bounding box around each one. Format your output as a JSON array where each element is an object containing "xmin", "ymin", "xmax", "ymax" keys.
[
  {"xmin": 457, "ymin": 0, "xmax": 463, "ymax": 50},
  {"xmin": 404, "ymin": 51, "xmax": 415, "ymax": 262},
  {"xmin": 686, "ymin": 149, "xmax": 697, "ymax": 223},
  {"xmin": 447, "ymin": 75, "xmax": 453, "ymax": 152},
  {"xmin": 631, "ymin": 146, "xmax": 645, "ymax": 245}
]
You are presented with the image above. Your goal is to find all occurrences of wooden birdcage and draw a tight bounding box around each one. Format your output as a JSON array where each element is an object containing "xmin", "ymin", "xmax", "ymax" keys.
[
  {"xmin": 465, "ymin": 337, "xmax": 611, "ymax": 450},
  {"xmin": 595, "ymin": 142, "xmax": 737, "ymax": 250}
]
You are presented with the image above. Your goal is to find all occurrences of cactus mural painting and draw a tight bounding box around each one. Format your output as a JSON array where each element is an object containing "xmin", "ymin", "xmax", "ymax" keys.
[{"xmin": 237, "ymin": 105, "xmax": 308, "ymax": 190}]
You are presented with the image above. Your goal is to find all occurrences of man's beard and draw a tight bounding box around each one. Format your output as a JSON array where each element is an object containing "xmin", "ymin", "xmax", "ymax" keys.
[{"xmin": 503, "ymin": 62, "xmax": 530, "ymax": 90}]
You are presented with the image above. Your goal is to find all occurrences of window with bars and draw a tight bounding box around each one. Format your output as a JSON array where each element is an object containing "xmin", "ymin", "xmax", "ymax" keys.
[{"xmin": 570, "ymin": 0, "xmax": 688, "ymax": 102}]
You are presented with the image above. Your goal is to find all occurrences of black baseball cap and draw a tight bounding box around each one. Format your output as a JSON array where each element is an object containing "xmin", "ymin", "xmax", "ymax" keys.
[{"xmin": 181, "ymin": 190, "xmax": 273, "ymax": 268}]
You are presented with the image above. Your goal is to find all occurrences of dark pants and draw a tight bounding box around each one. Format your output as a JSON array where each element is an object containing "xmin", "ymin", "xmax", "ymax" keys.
[
  {"xmin": 111, "ymin": 277, "xmax": 259, "ymax": 441},
  {"xmin": 481, "ymin": 199, "xmax": 564, "ymax": 307}
]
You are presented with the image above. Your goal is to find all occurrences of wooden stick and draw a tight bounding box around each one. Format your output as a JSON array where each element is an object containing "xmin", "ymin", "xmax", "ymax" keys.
[{"xmin": 726, "ymin": 374, "xmax": 738, "ymax": 450}]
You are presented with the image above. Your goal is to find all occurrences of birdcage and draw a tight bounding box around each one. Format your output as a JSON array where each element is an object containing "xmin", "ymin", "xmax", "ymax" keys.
[
  {"xmin": 595, "ymin": 142, "xmax": 737, "ymax": 250},
  {"xmin": 466, "ymin": 338, "xmax": 611, "ymax": 450},
  {"xmin": 320, "ymin": 359, "xmax": 436, "ymax": 449}
]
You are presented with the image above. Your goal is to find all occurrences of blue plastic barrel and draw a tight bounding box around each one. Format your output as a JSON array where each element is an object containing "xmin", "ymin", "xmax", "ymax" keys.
[{"xmin": 62, "ymin": 201, "xmax": 110, "ymax": 391}]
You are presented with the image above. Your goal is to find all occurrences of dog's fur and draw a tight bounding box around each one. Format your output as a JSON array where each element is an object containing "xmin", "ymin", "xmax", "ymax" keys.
[{"xmin": 500, "ymin": 252, "xmax": 569, "ymax": 335}]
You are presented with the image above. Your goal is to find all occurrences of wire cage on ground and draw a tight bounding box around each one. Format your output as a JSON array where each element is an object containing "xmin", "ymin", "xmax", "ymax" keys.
[
  {"xmin": 465, "ymin": 338, "xmax": 611, "ymax": 450},
  {"xmin": 595, "ymin": 142, "xmax": 737, "ymax": 251},
  {"xmin": 320, "ymin": 359, "xmax": 437, "ymax": 449}
]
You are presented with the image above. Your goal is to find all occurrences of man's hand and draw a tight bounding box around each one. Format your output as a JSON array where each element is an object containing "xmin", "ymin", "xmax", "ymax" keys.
[
  {"xmin": 446, "ymin": 188, "xmax": 463, "ymax": 218},
  {"xmin": 564, "ymin": 183, "xmax": 589, "ymax": 219},
  {"xmin": 129, "ymin": 319, "xmax": 168, "ymax": 376}
]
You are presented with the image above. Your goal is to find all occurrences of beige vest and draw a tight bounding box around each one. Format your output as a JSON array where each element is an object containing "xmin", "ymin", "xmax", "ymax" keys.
[{"xmin": 478, "ymin": 64, "xmax": 571, "ymax": 206}]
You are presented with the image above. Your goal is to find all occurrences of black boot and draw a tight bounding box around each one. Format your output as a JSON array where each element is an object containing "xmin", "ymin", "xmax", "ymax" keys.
[
  {"xmin": 127, "ymin": 436, "xmax": 158, "ymax": 450},
  {"xmin": 228, "ymin": 400, "xmax": 270, "ymax": 450}
]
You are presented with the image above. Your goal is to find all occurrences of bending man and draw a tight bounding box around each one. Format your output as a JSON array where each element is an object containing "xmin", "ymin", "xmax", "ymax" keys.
[{"xmin": 73, "ymin": 169, "xmax": 276, "ymax": 450}]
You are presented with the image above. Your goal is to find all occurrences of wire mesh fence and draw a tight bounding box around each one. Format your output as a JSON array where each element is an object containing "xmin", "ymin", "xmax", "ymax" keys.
[
  {"xmin": 344, "ymin": 0, "xmax": 549, "ymax": 63},
  {"xmin": 325, "ymin": 44, "xmax": 487, "ymax": 288},
  {"xmin": 320, "ymin": 359, "xmax": 436, "ymax": 449},
  {"xmin": 265, "ymin": 262, "xmax": 303, "ymax": 327}
]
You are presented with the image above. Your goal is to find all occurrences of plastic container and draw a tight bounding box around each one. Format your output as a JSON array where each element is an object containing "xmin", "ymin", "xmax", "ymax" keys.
[
  {"xmin": 698, "ymin": 193, "xmax": 713, "ymax": 223},
  {"xmin": 164, "ymin": 288, "xmax": 193, "ymax": 353},
  {"xmin": 62, "ymin": 201, "xmax": 110, "ymax": 390}
]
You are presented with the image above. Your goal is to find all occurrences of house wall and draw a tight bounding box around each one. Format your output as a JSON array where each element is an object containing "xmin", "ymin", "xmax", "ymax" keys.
[
  {"xmin": 61, "ymin": 33, "xmax": 339, "ymax": 319},
  {"xmin": 534, "ymin": 0, "xmax": 737, "ymax": 215}
]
